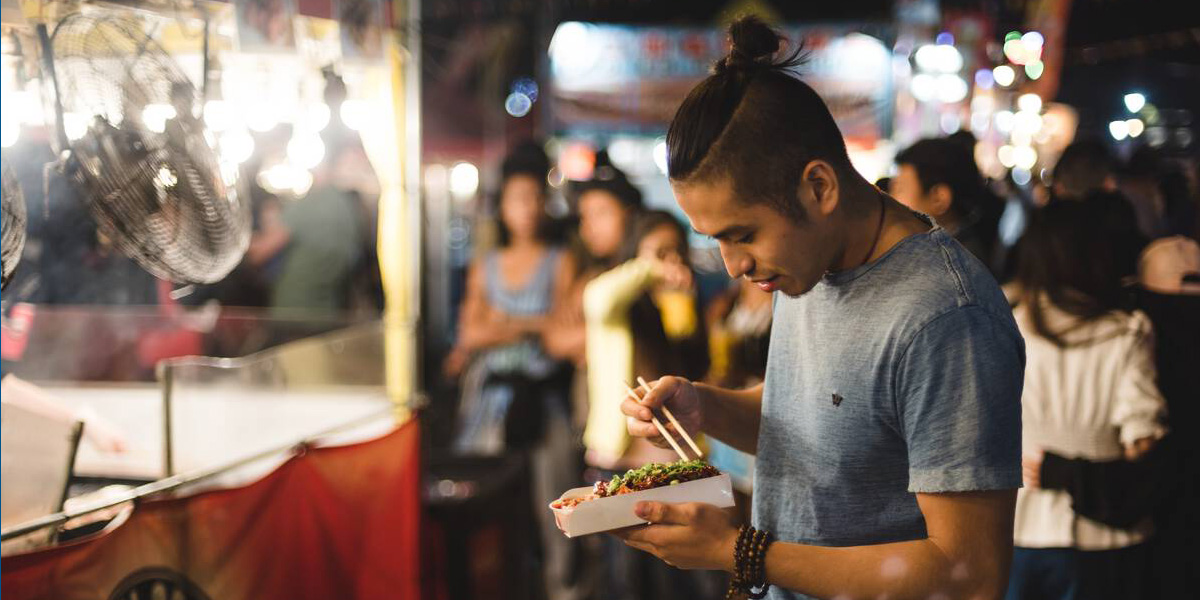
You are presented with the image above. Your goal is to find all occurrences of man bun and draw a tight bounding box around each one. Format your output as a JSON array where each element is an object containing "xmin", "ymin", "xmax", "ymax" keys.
[{"xmin": 715, "ymin": 15, "xmax": 805, "ymax": 75}]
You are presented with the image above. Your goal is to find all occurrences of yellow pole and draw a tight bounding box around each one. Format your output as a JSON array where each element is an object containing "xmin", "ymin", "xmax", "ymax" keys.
[{"xmin": 378, "ymin": 0, "xmax": 420, "ymax": 422}]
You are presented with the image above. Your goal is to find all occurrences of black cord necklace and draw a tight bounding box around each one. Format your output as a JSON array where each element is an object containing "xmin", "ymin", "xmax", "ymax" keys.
[{"xmin": 857, "ymin": 190, "xmax": 888, "ymax": 268}]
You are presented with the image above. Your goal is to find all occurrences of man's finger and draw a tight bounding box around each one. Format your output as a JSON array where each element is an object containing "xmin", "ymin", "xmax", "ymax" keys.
[
  {"xmin": 634, "ymin": 501, "xmax": 695, "ymax": 526},
  {"xmin": 640, "ymin": 377, "xmax": 676, "ymax": 411},
  {"xmin": 621, "ymin": 396, "xmax": 654, "ymax": 421},
  {"xmin": 626, "ymin": 416, "xmax": 661, "ymax": 438}
]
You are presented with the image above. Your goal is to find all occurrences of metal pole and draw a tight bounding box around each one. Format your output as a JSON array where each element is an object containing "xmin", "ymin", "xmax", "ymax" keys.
[
  {"xmin": 405, "ymin": 0, "xmax": 423, "ymax": 402},
  {"xmin": 162, "ymin": 362, "xmax": 174, "ymax": 477}
]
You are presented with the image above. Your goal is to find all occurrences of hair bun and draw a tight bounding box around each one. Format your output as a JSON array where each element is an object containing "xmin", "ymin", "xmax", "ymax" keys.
[{"xmin": 719, "ymin": 15, "xmax": 782, "ymax": 72}]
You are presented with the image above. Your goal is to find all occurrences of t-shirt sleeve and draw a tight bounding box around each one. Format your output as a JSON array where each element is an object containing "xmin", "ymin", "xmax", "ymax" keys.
[{"xmin": 895, "ymin": 305, "xmax": 1025, "ymax": 493}]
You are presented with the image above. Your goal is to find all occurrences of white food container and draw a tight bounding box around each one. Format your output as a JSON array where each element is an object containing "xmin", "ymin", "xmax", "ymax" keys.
[{"xmin": 549, "ymin": 474, "xmax": 735, "ymax": 537}]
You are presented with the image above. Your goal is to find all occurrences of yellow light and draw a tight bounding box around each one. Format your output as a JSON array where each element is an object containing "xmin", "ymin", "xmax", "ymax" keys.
[{"xmin": 1126, "ymin": 118, "xmax": 1145, "ymax": 138}]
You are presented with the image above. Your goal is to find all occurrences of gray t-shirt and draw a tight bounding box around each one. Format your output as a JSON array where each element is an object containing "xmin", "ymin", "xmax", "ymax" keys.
[{"xmin": 753, "ymin": 226, "xmax": 1024, "ymax": 600}]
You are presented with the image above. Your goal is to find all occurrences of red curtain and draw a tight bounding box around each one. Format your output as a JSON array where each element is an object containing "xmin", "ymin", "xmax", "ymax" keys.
[{"xmin": 2, "ymin": 420, "xmax": 421, "ymax": 600}]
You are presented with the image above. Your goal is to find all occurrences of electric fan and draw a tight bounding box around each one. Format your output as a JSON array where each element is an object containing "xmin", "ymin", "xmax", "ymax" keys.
[
  {"xmin": 43, "ymin": 10, "xmax": 249, "ymax": 284},
  {"xmin": 1, "ymin": 157, "xmax": 26, "ymax": 289}
]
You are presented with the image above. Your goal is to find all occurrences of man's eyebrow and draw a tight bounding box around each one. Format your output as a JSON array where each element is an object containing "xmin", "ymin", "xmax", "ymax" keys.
[{"xmin": 701, "ymin": 225, "xmax": 751, "ymax": 241}]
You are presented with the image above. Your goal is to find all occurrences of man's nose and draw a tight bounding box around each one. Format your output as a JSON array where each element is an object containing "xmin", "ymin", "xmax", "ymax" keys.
[{"xmin": 719, "ymin": 243, "xmax": 752, "ymax": 279}]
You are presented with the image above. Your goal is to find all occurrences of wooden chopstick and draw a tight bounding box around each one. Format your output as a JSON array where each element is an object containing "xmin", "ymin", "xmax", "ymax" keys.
[
  {"xmin": 638, "ymin": 377, "xmax": 703, "ymax": 459},
  {"xmin": 624, "ymin": 384, "xmax": 690, "ymax": 462}
]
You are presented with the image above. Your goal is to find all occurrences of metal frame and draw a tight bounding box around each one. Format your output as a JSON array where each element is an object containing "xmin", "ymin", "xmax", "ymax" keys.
[{"xmin": 1, "ymin": 405, "xmax": 397, "ymax": 542}]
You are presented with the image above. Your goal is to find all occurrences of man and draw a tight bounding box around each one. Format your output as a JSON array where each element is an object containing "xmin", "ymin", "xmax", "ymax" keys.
[
  {"xmin": 616, "ymin": 16, "xmax": 1025, "ymax": 600},
  {"xmin": 891, "ymin": 137, "xmax": 1004, "ymax": 275}
]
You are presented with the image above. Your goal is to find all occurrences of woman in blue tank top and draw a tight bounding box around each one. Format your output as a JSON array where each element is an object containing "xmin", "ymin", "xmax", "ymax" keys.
[{"xmin": 447, "ymin": 145, "xmax": 575, "ymax": 453}]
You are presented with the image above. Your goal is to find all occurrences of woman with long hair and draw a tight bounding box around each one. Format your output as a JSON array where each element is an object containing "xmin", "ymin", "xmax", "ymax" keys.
[{"xmin": 1008, "ymin": 195, "xmax": 1167, "ymax": 600}]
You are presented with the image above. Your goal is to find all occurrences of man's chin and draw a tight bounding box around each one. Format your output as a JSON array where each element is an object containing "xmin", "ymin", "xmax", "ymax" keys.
[{"xmin": 778, "ymin": 279, "xmax": 818, "ymax": 298}]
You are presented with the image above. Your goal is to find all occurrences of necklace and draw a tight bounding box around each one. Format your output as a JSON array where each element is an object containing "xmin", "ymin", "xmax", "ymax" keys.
[{"xmin": 858, "ymin": 190, "xmax": 887, "ymax": 268}]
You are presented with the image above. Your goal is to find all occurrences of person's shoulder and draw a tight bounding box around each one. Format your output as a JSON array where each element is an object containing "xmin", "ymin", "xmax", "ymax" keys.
[{"xmin": 877, "ymin": 229, "xmax": 1010, "ymax": 315}]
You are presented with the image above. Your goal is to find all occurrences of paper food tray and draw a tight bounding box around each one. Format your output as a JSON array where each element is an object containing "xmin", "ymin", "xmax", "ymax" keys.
[{"xmin": 549, "ymin": 474, "xmax": 734, "ymax": 537}]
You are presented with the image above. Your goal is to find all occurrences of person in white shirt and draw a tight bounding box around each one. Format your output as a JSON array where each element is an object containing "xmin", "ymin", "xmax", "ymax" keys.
[{"xmin": 1007, "ymin": 196, "xmax": 1168, "ymax": 600}]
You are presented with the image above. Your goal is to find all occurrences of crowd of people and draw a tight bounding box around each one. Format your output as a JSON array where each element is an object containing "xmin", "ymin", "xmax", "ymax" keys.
[{"xmin": 437, "ymin": 103, "xmax": 1199, "ymax": 600}]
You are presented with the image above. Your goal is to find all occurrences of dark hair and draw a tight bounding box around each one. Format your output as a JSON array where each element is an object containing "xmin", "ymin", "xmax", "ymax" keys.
[
  {"xmin": 622, "ymin": 210, "xmax": 710, "ymax": 383},
  {"xmin": 894, "ymin": 137, "xmax": 986, "ymax": 218},
  {"xmin": 622, "ymin": 209, "xmax": 691, "ymax": 264},
  {"xmin": 1052, "ymin": 138, "xmax": 1116, "ymax": 201},
  {"xmin": 1014, "ymin": 194, "xmax": 1138, "ymax": 346},
  {"xmin": 570, "ymin": 150, "xmax": 643, "ymax": 210},
  {"xmin": 666, "ymin": 15, "xmax": 853, "ymax": 221},
  {"xmin": 494, "ymin": 140, "xmax": 550, "ymax": 246}
]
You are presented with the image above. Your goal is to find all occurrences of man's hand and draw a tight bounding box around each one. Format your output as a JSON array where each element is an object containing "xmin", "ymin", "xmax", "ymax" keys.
[
  {"xmin": 621, "ymin": 376, "xmax": 704, "ymax": 449},
  {"xmin": 612, "ymin": 502, "xmax": 740, "ymax": 571}
]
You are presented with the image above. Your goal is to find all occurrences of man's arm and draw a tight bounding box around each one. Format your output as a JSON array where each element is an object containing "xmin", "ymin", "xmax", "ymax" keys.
[
  {"xmin": 696, "ymin": 382, "xmax": 762, "ymax": 455},
  {"xmin": 620, "ymin": 489, "xmax": 1016, "ymax": 600},
  {"xmin": 759, "ymin": 490, "xmax": 1015, "ymax": 599}
]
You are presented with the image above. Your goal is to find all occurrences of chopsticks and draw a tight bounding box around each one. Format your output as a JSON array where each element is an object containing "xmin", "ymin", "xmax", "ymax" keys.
[
  {"xmin": 623, "ymin": 383, "xmax": 689, "ymax": 461},
  {"xmin": 638, "ymin": 377, "xmax": 703, "ymax": 459},
  {"xmin": 622, "ymin": 378, "xmax": 703, "ymax": 462}
]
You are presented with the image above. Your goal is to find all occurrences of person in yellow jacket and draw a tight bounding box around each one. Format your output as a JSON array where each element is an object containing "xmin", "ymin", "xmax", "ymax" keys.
[{"xmin": 583, "ymin": 209, "xmax": 709, "ymax": 470}]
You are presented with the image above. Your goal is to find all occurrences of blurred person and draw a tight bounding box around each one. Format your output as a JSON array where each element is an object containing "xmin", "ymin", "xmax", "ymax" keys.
[
  {"xmin": 445, "ymin": 141, "xmax": 573, "ymax": 452},
  {"xmin": 1133, "ymin": 236, "xmax": 1200, "ymax": 598},
  {"xmin": 268, "ymin": 142, "xmax": 365, "ymax": 314},
  {"xmin": 541, "ymin": 154, "xmax": 645, "ymax": 429},
  {"xmin": 1006, "ymin": 199, "xmax": 1168, "ymax": 600},
  {"xmin": 321, "ymin": 68, "xmax": 384, "ymax": 314},
  {"xmin": 1023, "ymin": 240, "xmax": 1200, "ymax": 599},
  {"xmin": 538, "ymin": 156, "xmax": 648, "ymax": 600},
  {"xmin": 892, "ymin": 137, "xmax": 1005, "ymax": 274},
  {"xmin": 1050, "ymin": 138, "xmax": 1119, "ymax": 201},
  {"xmin": 1121, "ymin": 146, "xmax": 1199, "ymax": 240},
  {"xmin": 582, "ymin": 208, "xmax": 714, "ymax": 600},
  {"xmin": 618, "ymin": 17, "xmax": 1024, "ymax": 600},
  {"xmin": 582, "ymin": 207, "xmax": 709, "ymax": 470}
]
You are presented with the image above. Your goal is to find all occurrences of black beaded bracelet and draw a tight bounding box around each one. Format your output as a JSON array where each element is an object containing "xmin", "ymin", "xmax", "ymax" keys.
[{"xmin": 725, "ymin": 525, "xmax": 773, "ymax": 600}]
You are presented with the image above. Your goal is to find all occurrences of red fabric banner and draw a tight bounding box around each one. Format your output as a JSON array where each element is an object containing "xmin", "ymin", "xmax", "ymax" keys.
[{"xmin": 2, "ymin": 420, "xmax": 420, "ymax": 600}]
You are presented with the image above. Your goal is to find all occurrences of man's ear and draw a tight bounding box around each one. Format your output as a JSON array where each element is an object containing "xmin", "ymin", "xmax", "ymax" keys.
[
  {"xmin": 928, "ymin": 183, "xmax": 954, "ymax": 218},
  {"xmin": 800, "ymin": 160, "xmax": 841, "ymax": 218}
]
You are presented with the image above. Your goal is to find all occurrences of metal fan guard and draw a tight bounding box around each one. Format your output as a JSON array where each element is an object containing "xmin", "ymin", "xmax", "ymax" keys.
[
  {"xmin": 2, "ymin": 158, "xmax": 27, "ymax": 290},
  {"xmin": 51, "ymin": 12, "xmax": 250, "ymax": 284}
]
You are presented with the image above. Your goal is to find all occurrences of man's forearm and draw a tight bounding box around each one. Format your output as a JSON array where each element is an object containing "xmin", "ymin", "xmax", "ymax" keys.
[
  {"xmin": 696, "ymin": 383, "xmax": 762, "ymax": 455},
  {"xmin": 761, "ymin": 537, "xmax": 1008, "ymax": 600}
]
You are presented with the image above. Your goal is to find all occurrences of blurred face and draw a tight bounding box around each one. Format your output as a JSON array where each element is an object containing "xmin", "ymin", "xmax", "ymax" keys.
[
  {"xmin": 499, "ymin": 175, "xmax": 544, "ymax": 242},
  {"xmin": 891, "ymin": 165, "xmax": 948, "ymax": 218},
  {"xmin": 638, "ymin": 223, "xmax": 686, "ymax": 264},
  {"xmin": 672, "ymin": 167, "xmax": 841, "ymax": 298},
  {"xmin": 578, "ymin": 190, "xmax": 628, "ymax": 260}
]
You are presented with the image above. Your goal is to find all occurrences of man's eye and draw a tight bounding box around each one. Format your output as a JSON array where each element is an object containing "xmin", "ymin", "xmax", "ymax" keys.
[{"xmin": 736, "ymin": 233, "xmax": 754, "ymax": 244}]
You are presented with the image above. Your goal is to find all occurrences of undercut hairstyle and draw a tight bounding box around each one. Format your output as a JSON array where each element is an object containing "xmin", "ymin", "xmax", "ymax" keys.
[{"xmin": 666, "ymin": 15, "xmax": 854, "ymax": 221}]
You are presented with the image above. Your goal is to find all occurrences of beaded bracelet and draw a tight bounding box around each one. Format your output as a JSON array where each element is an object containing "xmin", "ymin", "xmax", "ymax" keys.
[{"xmin": 725, "ymin": 524, "xmax": 773, "ymax": 599}]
